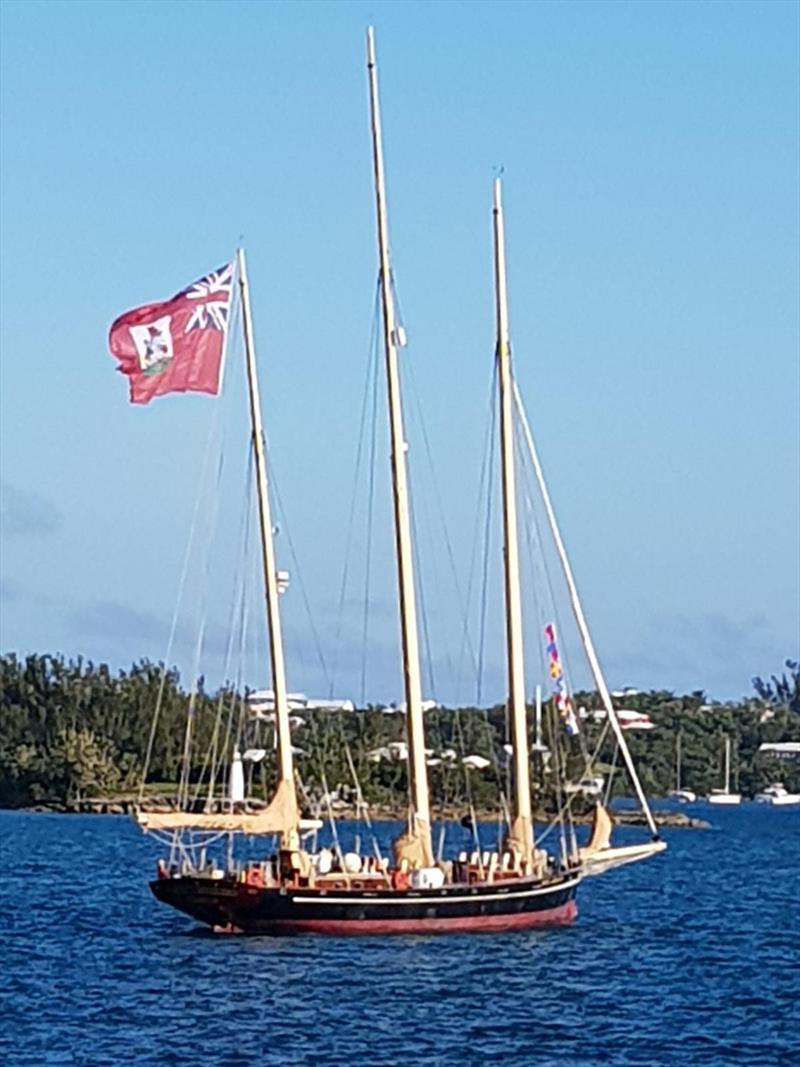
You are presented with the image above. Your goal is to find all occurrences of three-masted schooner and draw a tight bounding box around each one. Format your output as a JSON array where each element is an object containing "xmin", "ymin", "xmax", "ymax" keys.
[{"xmin": 132, "ymin": 29, "xmax": 664, "ymax": 934}]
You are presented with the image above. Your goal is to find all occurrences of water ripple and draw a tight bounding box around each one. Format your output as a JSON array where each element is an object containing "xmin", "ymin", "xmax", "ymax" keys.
[{"xmin": 0, "ymin": 807, "xmax": 798, "ymax": 1066}]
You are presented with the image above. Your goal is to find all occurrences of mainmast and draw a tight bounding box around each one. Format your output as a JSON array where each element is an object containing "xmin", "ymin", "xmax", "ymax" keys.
[
  {"xmin": 237, "ymin": 247, "xmax": 298, "ymax": 845},
  {"xmin": 366, "ymin": 27, "xmax": 433, "ymax": 867},
  {"xmin": 492, "ymin": 177, "xmax": 533, "ymax": 871}
]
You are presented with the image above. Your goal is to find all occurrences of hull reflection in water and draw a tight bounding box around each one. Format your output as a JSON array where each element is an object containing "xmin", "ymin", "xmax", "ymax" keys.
[{"xmin": 151, "ymin": 872, "xmax": 580, "ymax": 936}]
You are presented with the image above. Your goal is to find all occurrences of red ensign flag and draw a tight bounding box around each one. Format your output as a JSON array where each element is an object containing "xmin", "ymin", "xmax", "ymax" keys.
[{"xmin": 108, "ymin": 262, "xmax": 233, "ymax": 404}]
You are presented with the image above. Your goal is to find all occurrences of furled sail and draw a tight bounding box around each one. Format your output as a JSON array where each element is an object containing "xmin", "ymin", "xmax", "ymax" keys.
[
  {"xmin": 578, "ymin": 802, "xmax": 613, "ymax": 858},
  {"xmin": 134, "ymin": 778, "xmax": 297, "ymax": 836},
  {"xmin": 579, "ymin": 803, "xmax": 666, "ymax": 875}
]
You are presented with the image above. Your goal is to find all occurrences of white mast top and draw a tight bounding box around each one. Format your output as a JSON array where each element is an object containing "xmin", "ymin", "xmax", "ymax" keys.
[
  {"xmin": 493, "ymin": 177, "xmax": 533, "ymax": 870},
  {"xmin": 366, "ymin": 27, "xmax": 432, "ymax": 866}
]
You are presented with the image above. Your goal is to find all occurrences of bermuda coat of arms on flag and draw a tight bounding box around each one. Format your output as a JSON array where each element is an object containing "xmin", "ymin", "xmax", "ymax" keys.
[{"xmin": 108, "ymin": 262, "xmax": 233, "ymax": 404}]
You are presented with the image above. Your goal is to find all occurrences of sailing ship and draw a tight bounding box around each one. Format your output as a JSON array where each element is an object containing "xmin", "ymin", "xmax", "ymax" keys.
[
  {"xmin": 707, "ymin": 736, "xmax": 741, "ymax": 805},
  {"xmin": 133, "ymin": 29, "xmax": 665, "ymax": 934}
]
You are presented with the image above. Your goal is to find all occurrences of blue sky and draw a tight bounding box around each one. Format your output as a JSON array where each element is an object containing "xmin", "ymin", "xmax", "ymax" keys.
[{"xmin": 1, "ymin": 0, "xmax": 798, "ymax": 704}]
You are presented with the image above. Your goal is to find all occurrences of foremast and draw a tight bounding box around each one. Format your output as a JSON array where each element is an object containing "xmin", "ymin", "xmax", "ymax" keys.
[
  {"xmin": 237, "ymin": 249, "xmax": 299, "ymax": 846},
  {"xmin": 492, "ymin": 178, "xmax": 534, "ymax": 872},
  {"xmin": 366, "ymin": 27, "xmax": 433, "ymax": 868},
  {"xmin": 135, "ymin": 253, "xmax": 300, "ymax": 840}
]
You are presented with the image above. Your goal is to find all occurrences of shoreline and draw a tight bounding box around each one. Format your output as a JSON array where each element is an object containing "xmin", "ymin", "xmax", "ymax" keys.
[{"xmin": 9, "ymin": 799, "xmax": 710, "ymax": 829}]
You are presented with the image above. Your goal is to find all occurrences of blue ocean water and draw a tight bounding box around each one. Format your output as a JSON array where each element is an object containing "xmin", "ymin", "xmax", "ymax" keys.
[{"xmin": 1, "ymin": 806, "xmax": 798, "ymax": 1067}]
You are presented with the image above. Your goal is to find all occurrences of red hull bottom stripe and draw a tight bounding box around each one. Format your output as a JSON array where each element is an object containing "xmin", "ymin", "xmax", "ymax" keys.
[{"xmin": 231, "ymin": 899, "xmax": 577, "ymax": 936}]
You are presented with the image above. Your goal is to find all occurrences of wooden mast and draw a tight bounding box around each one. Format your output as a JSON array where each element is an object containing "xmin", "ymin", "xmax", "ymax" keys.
[
  {"xmin": 492, "ymin": 177, "xmax": 533, "ymax": 871},
  {"xmin": 366, "ymin": 27, "xmax": 432, "ymax": 867},
  {"xmin": 237, "ymin": 247, "xmax": 298, "ymax": 845}
]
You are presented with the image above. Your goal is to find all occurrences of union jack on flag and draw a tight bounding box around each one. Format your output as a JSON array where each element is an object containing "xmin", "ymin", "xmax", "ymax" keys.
[{"xmin": 185, "ymin": 263, "xmax": 234, "ymax": 332}]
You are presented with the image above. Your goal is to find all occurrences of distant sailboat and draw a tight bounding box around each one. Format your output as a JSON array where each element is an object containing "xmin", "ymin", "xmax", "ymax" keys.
[
  {"xmin": 668, "ymin": 730, "xmax": 696, "ymax": 803},
  {"xmin": 707, "ymin": 736, "xmax": 741, "ymax": 805}
]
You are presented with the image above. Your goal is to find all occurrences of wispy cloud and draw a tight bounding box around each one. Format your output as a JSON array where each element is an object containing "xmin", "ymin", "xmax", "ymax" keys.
[
  {"xmin": 70, "ymin": 601, "xmax": 168, "ymax": 646},
  {"xmin": 66, "ymin": 599, "xmax": 248, "ymax": 679},
  {"xmin": 320, "ymin": 597, "xmax": 396, "ymax": 623},
  {"xmin": 602, "ymin": 611, "xmax": 781, "ymax": 700},
  {"xmin": 0, "ymin": 578, "xmax": 19, "ymax": 602},
  {"xmin": 0, "ymin": 480, "xmax": 61, "ymax": 538}
]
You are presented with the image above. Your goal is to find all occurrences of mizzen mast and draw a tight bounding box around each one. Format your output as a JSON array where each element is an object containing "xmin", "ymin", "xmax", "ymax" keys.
[
  {"xmin": 366, "ymin": 27, "xmax": 432, "ymax": 867},
  {"xmin": 237, "ymin": 247, "xmax": 298, "ymax": 844},
  {"xmin": 492, "ymin": 177, "xmax": 533, "ymax": 871}
]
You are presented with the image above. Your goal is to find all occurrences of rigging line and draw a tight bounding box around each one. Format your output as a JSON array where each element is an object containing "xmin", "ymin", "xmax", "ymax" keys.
[
  {"xmin": 193, "ymin": 296, "xmax": 246, "ymax": 807},
  {"xmin": 139, "ymin": 368, "xmax": 226, "ymax": 804},
  {"xmin": 306, "ymin": 700, "xmax": 341, "ymax": 833},
  {"xmin": 479, "ymin": 704, "xmax": 508, "ymax": 805},
  {"xmin": 603, "ymin": 724, "xmax": 619, "ymax": 806},
  {"xmin": 201, "ymin": 453, "xmax": 255, "ymax": 807},
  {"xmin": 386, "ymin": 268, "xmax": 448, "ymax": 700},
  {"xmin": 341, "ymin": 728, "xmax": 385, "ymax": 865},
  {"xmin": 476, "ymin": 370, "xmax": 498, "ymax": 706},
  {"xmin": 513, "ymin": 394, "xmax": 594, "ymax": 774},
  {"xmin": 409, "ymin": 483, "xmax": 437, "ymax": 701},
  {"xmin": 605, "ymin": 729, "xmax": 622, "ymax": 802},
  {"xmin": 453, "ymin": 702, "xmax": 506, "ymax": 834},
  {"xmin": 360, "ymin": 315, "xmax": 381, "ymax": 707},
  {"xmin": 268, "ymin": 459, "xmax": 330, "ymax": 691},
  {"xmin": 319, "ymin": 769, "xmax": 350, "ymax": 884},
  {"xmin": 178, "ymin": 418, "xmax": 227, "ymax": 811},
  {"xmin": 513, "ymin": 383, "xmax": 659, "ymax": 836},
  {"xmin": 404, "ymin": 354, "xmax": 478, "ymax": 696},
  {"xmin": 451, "ymin": 709, "xmax": 478, "ymax": 850},
  {"xmin": 457, "ymin": 374, "xmax": 499, "ymax": 699},
  {"xmin": 534, "ymin": 716, "xmax": 613, "ymax": 849},
  {"xmin": 536, "ymin": 698, "xmax": 571, "ymax": 859},
  {"xmin": 216, "ymin": 496, "xmax": 256, "ymax": 807},
  {"xmin": 330, "ymin": 280, "xmax": 382, "ymax": 698},
  {"xmin": 516, "ymin": 484, "xmax": 593, "ymax": 776},
  {"xmin": 197, "ymin": 448, "xmax": 253, "ymax": 802}
]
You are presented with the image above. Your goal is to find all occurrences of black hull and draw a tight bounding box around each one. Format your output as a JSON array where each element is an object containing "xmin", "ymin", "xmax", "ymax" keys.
[{"xmin": 150, "ymin": 871, "xmax": 581, "ymax": 935}]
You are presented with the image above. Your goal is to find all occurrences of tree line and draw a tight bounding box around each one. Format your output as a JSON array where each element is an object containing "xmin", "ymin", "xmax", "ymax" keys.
[{"xmin": 1, "ymin": 652, "xmax": 798, "ymax": 810}]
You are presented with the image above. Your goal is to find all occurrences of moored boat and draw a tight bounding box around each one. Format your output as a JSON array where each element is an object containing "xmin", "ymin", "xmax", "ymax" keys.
[
  {"xmin": 707, "ymin": 737, "xmax": 741, "ymax": 805},
  {"xmin": 667, "ymin": 729, "xmax": 697, "ymax": 802},
  {"xmin": 753, "ymin": 783, "xmax": 800, "ymax": 806}
]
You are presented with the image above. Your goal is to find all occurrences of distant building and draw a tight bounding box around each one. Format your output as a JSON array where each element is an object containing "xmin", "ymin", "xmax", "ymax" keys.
[
  {"xmin": 589, "ymin": 708, "xmax": 655, "ymax": 730},
  {"xmin": 758, "ymin": 742, "xmax": 800, "ymax": 760},
  {"xmin": 617, "ymin": 709, "xmax": 655, "ymax": 730}
]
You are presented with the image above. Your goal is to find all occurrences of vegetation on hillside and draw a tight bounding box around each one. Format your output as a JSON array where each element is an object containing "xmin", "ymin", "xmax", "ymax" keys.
[{"xmin": 1, "ymin": 653, "xmax": 798, "ymax": 810}]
